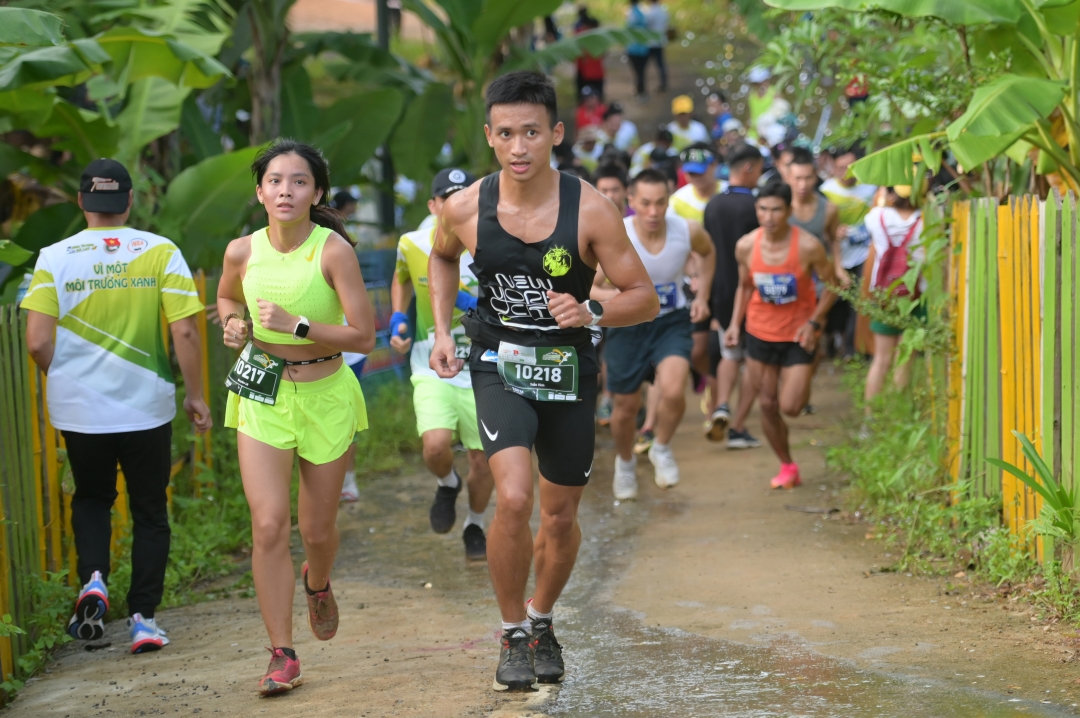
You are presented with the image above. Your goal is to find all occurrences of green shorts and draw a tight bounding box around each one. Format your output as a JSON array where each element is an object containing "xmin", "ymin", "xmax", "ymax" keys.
[
  {"xmin": 225, "ymin": 363, "xmax": 368, "ymax": 465},
  {"xmin": 870, "ymin": 303, "xmax": 928, "ymax": 337},
  {"xmin": 411, "ymin": 374, "xmax": 481, "ymax": 451}
]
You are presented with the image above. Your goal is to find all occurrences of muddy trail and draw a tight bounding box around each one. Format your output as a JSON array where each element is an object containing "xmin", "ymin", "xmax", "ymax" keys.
[{"xmin": 8, "ymin": 366, "xmax": 1080, "ymax": 717}]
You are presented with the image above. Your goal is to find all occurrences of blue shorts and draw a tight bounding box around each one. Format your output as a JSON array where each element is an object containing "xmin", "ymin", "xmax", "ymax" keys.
[{"xmin": 604, "ymin": 307, "xmax": 693, "ymax": 394}]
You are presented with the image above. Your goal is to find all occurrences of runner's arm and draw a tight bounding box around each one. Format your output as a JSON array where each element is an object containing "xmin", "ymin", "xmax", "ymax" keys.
[
  {"xmin": 724, "ymin": 235, "xmax": 754, "ymax": 346},
  {"xmin": 551, "ymin": 188, "xmax": 658, "ymax": 328},
  {"xmin": 389, "ymin": 270, "xmax": 413, "ymax": 353},
  {"xmin": 687, "ymin": 220, "xmax": 715, "ymax": 320},
  {"xmin": 25, "ymin": 311, "xmax": 57, "ymax": 373},
  {"xmin": 218, "ymin": 237, "xmax": 250, "ymax": 350},
  {"xmin": 793, "ymin": 238, "xmax": 838, "ymax": 351},
  {"xmin": 825, "ymin": 202, "xmax": 849, "ymax": 287},
  {"xmin": 428, "ymin": 193, "xmax": 470, "ymax": 377},
  {"xmin": 170, "ymin": 316, "xmax": 212, "ymax": 432}
]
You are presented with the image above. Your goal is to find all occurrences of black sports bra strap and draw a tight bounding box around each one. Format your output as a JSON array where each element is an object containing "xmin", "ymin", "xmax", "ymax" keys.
[{"xmin": 556, "ymin": 172, "xmax": 581, "ymax": 241}]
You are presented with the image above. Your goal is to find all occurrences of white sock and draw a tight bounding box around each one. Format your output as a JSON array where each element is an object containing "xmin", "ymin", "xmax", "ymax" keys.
[
  {"xmin": 616, "ymin": 455, "xmax": 636, "ymax": 468},
  {"xmin": 501, "ymin": 619, "xmax": 531, "ymax": 633},
  {"xmin": 526, "ymin": 603, "xmax": 552, "ymax": 621},
  {"xmin": 436, "ymin": 469, "xmax": 460, "ymax": 489},
  {"xmin": 652, "ymin": 441, "xmax": 670, "ymax": 453},
  {"xmin": 464, "ymin": 508, "xmax": 484, "ymax": 529},
  {"xmin": 343, "ymin": 471, "xmax": 356, "ymax": 484}
]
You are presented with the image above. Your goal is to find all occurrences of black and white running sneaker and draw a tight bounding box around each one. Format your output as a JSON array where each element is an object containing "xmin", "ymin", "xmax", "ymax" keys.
[
  {"xmin": 429, "ymin": 476, "xmax": 462, "ymax": 534},
  {"xmin": 493, "ymin": 628, "xmax": 537, "ymax": 691},
  {"xmin": 530, "ymin": 617, "xmax": 565, "ymax": 684},
  {"xmin": 462, "ymin": 523, "xmax": 487, "ymax": 562}
]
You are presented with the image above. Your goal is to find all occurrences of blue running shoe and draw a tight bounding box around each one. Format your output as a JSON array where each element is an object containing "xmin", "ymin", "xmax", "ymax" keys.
[
  {"xmin": 67, "ymin": 570, "xmax": 108, "ymax": 641},
  {"xmin": 129, "ymin": 613, "xmax": 169, "ymax": 654}
]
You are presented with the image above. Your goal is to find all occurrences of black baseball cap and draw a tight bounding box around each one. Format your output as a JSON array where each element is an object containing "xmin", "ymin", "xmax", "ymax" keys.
[
  {"xmin": 80, "ymin": 159, "xmax": 132, "ymax": 214},
  {"xmin": 431, "ymin": 167, "xmax": 476, "ymax": 199}
]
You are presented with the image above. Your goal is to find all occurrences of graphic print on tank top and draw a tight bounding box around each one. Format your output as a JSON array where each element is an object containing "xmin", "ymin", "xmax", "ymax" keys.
[{"xmin": 472, "ymin": 172, "xmax": 596, "ymax": 333}]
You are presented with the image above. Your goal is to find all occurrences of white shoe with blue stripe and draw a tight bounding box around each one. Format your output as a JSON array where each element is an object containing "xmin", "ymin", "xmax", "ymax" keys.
[{"xmin": 129, "ymin": 613, "xmax": 169, "ymax": 654}]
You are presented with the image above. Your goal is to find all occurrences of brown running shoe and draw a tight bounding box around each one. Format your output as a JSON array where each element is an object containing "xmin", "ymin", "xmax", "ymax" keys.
[{"xmin": 301, "ymin": 561, "xmax": 338, "ymax": 641}]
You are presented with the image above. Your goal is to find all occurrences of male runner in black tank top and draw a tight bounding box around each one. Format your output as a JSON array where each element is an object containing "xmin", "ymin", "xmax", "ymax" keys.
[{"xmin": 428, "ymin": 71, "xmax": 659, "ymax": 692}]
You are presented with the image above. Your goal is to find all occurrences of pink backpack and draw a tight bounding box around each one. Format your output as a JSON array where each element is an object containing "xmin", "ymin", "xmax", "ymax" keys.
[{"xmin": 873, "ymin": 213, "xmax": 922, "ymax": 298}]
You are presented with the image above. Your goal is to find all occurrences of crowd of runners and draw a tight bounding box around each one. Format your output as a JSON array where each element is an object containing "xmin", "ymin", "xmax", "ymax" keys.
[{"xmin": 19, "ymin": 26, "xmax": 931, "ymax": 696}]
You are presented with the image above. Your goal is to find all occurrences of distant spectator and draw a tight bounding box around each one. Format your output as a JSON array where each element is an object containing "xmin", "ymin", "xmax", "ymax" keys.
[
  {"xmin": 626, "ymin": 0, "xmax": 650, "ymax": 97},
  {"xmin": 601, "ymin": 102, "xmax": 639, "ymax": 152},
  {"xmin": 707, "ymin": 92, "xmax": 733, "ymax": 140},
  {"xmin": 593, "ymin": 163, "xmax": 630, "ymax": 216},
  {"xmin": 645, "ymin": 0, "xmax": 670, "ymax": 92},
  {"xmin": 572, "ymin": 126, "xmax": 604, "ymax": 173},
  {"xmin": 648, "ymin": 146, "xmax": 680, "ymax": 193},
  {"xmin": 575, "ymin": 16, "xmax": 605, "ymax": 100},
  {"xmin": 666, "ymin": 95, "xmax": 710, "ymax": 150},
  {"xmin": 717, "ymin": 118, "xmax": 746, "ymax": 157},
  {"xmin": 331, "ymin": 190, "xmax": 357, "ymax": 217},
  {"xmin": 576, "ymin": 85, "xmax": 607, "ymax": 130},
  {"xmin": 598, "ymin": 144, "xmax": 632, "ymax": 175},
  {"xmin": 670, "ymin": 143, "xmax": 719, "ymax": 224},
  {"xmin": 631, "ymin": 127, "xmax": 676, "ymax": 176}
]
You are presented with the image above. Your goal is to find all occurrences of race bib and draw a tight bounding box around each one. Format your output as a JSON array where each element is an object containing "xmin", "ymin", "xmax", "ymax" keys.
[
  {"xmin": 453, "ymin": 333, "xmax": 472, "ymax": 360},
  {"xmin": 753, "ymin": 272, "xmax": 798, "ymax": 305},
  {"xmin": 655, "ymin": 282, "xmax": 678, "ymax": 313},
  {"xmin": 225, "ymin": 342, "xmax": 284, "ymax": 405},
  {"xmin": 496, "ymin": 342, "xmax": 579, "ymax": 401}
]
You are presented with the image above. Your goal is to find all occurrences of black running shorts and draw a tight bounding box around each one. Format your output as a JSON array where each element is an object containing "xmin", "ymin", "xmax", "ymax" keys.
[
  {"xmin": 745, "ymin": 332, "xmax": 815, "ymax": 367},
  {"xmin": 471, "ymin": 371, "xmax": 598, "ymax": 487}
]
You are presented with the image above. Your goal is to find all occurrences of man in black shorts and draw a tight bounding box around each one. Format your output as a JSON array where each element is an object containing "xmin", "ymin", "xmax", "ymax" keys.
[
  {"xmin": 724, "ymin": 182, "xmax": 836, "ymax": 490},
  {"xmin": 428, "ymin": 71, "xmax": 659, "ymax": 691}
]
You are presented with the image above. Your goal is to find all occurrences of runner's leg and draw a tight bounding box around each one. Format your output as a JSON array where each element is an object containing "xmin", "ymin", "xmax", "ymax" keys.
[
  {"xmin": 731, "ymin": 362, "xmax": 758, "ymax": 432},
  {"xmin": 238, "ymin": 434, "xmax": 298, "ymax": 648},
  {"xmin": 865, "ymin": 332, "xmax": 900, "ymax": 403},
  {"xmin": 611, "ymin": 390, "xmax": 643, "ymax": 461},
  {"xmin": 643, "ymin": 383, "xmax": 660, "ymax": 431},
  {"xmin": 716, "ymin": 356, "xmax": 739, "ymax": 410},
  {"xmin": 749, "ymin": 358, "xmax": 791, "ymax": 464},
  {"xmin": 653, "ymin": 355, "xmax": 690, "ymax": 445},
  {"xmin": 486, "ymin": 448, "xmax": 537, "ymax": 624},
  {"xmin": 296, "ymin": 450, "xmax": 349, "ymax": 594},
  {"xmin": 530, "ymin": 478, "xmax": 585, "ymax": 614},
  {"xmin": 422, "ymin": 429, "xmax": 454, "ymax": 477},
  {"xmin": 778, "ymin": 363, "xmax": 815, "ymax": 417},
  {"xmin": 466, "ymin": 449, "xmax": 494, "ymax": 515}
]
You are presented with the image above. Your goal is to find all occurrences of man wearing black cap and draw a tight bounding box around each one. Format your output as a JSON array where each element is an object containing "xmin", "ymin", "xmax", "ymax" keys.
[
  {"xmin": 388, "ymin": 167, "xmax": 494, "ymax": 560},
  {"xmin": 21, "ymin": 158, "xmax": 211, "ymax": 654}
]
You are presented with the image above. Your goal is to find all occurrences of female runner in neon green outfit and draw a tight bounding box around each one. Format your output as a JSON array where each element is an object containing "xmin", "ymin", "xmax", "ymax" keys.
[{"xmin": 217, "ymin": 140, "xmax": 375, "ymax": 695}]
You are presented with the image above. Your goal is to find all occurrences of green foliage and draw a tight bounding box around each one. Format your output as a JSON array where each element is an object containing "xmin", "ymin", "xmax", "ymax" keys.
[
  {"xmin": 0, "ymin": 571, "xmax": 76, "ymax": 693},
  {"xmin": 354, "ymin": 382, "xmax": 423, "ymax": 473},
  {"xmin": 988, "ymin": 432, "xmax": 1080, "ymax": 544}
]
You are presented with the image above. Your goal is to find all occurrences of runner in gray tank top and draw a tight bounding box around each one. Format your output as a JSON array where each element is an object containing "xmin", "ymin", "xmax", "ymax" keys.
[{"xmin": 787, "ymin": 148, "xmax": 839, "ymax": 259}]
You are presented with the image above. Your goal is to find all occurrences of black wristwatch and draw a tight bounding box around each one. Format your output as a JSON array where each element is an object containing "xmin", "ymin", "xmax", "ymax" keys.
[
  {"xmin": 584, "ymin": 300, "xmax": 604, "ymax": 327},
  {"xmin": 808, "ymin": 319, "xmax": 823, "ymax": 332},
  {"xmin": 292, "ymin": 315, "xmax": 311, "ymax": 340}
]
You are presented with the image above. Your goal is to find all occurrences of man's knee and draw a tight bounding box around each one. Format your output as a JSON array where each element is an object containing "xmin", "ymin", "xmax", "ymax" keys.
[
  {"xmin": 539, "ymin": 505, "xmax": 577, "ymax": 535},
  {"xmin": 421, "ymin": 431, "xmax": 451, "ymax": 459},
  {"xmin": 612, "ymin": 393, "xmax": 641, "ymax": 416},
  {"xmin": 758, "ymin": 392, "xmax": 780, "ymax": 416},
  {"xmin": 496, "ymin": 484, "xmax": 533, "ymax": 524},
  {"xmin": 779, "ymin": 399, "xmax": 803, "ymax": 418}
]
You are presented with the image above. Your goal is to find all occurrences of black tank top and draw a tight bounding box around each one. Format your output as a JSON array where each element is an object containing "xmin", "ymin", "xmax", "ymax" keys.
[{"xmin": 465, "ymin": 171, "xmax": 599, "ymax": 374}]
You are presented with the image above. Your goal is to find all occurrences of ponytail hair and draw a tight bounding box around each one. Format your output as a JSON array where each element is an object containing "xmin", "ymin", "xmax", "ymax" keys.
[{"xmin": 253, "ymin": 139, "xmax": 356, "ymax": 246}]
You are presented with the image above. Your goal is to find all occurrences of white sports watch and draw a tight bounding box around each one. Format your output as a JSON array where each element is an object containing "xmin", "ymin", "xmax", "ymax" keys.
[{"xmin": 584, "ymin": 300, "xmax": 604, "ymax": 327}]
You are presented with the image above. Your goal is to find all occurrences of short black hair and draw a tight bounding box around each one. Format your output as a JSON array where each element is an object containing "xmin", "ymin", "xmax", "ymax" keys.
[
  {"xmin": 789, "ymin": 146, "xmax": 815, "ymax": 167},
  {"xmin": 656, "ymin": 128, "xmax": 673, "ymax": 143},
  {"xmin": 486, "ymin": 71, "xmax": 558, "ymax": 128},
  {"xmin": 726, "ymin": 143, "xmax": 763, "ymax": 170},
  {"xmin": 593, "ymin": 163, "xmax": 628, "ymax": 187},
  {"xmin": 558, "ymin": 163, "xmax": 590, "ymax": 181},
  {"xmin": 756, "ymin": 180, "xmax": 792, "ymax": 206},
  {"xmin": 629, "ymin": 167, "xmax": 670, "ymax": 191},
  {"xmin": 829, "ymin": 142, "xmax": 865, "ymax": 160}
]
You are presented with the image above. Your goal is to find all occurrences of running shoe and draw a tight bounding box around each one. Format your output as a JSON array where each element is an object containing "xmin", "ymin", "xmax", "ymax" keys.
[
  {"xmin": 801, "ymin": 403, "xmax": 816, "ymax": 416},
  {"xmin": 301, "ymin": 561, "xmax": 339, "ymax": 641},
  {"xmin": 613, "ymin": 455, "xmax": 638, "ymax": 500},
  {"xmin": 704, "ymin": 403, "xmax": 731, "ymax": 442},
  {"xmin": 648, "ymin": 443, "xmax": 680, "ymax": 488},
  {"xmin": 463, "ymin": 523, "xmax": 487, "ymax": 562},
  {"xmin": 68, "ymin": 570, "xmax": 108, "ymax": 641},
  {"xmin": 633, "ymin": 429, "xmax": 655, "ymax": 455},
  {"xmin": 429, "ymin": 473, "xmax": 462, "ymax": 534},
  {"xmin": 493, "ymin": 627, "xmax": 538, "ymax": 692},
  {"xmin": 727, "ymin": 428, "xmax": 762, "ymax": 449},
  {"xmin": 770, "ymin": 463, "xmax": 802, "ymax": 490},
  {"xmin": 596, "ymin": 395, "xmax": 613, "ymax": 426},
  {"xmin": 258, "ymin": 647, "xmax": 302, "ymax": 695},
  {"xmin": 340, "ymin": 472, "xmax": 359, "ymax": 502},
  {"xmin": 530, "ymin": 615, "xmax": 565, "ymax": 684},
  {"xmin": 129, "ymin": 613, "xmax": 169, "ymax": 654}
]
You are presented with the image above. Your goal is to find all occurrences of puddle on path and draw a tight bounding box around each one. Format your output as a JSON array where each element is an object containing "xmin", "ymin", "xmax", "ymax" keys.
[{"xmin": 333, "ymin": 456, "xmax": 1073, "ymax": 717}]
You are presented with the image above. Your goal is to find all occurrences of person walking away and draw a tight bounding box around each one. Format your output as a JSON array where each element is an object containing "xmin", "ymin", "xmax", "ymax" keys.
[
  {"xmin": 575, "ymin": 16, "xmax": 605, "ymax": 100},
  {"xmin": 428, "ymin": 71, "xmax": 659, "ymax": 691},
  {"xmin": 217, "ymin": 140, "xmax": 376, "ymax": 694},
  {"xmin": 820, "ymin": 146, "xmax": 876, "ymax": 359},
  {"xmin": 22, "ymin": 159, "xmax": 212, "ymax": 654},
  {"xmin": 594, "ymin": 169, "xmax": 714, "ymax": 499},
  {"xmin": 863, "ymin": 185, "xmax": 925, "ymax": 406},
  {"xmin": 666, "ymin": 96, "xmax": 710, "ymax": 151},
  {"xmin": 724, "ymin": 182, "xmax": 836, "ymax": 489},
  {"xmin": 600, "ymin": 103, "xmax": 639, "ymax": 153},
  {"xmin": 389, "ymin": 167, "xmax": 494, "ymax": 561},
  {"xmin": 645, "ymin": 0, "xmax": 670, "ymax": 92},
  {"xmin": 703, "ymin": 143, "xmax": 764, "ymax": 448},
  {"xmin": 626, "ymin": 0, "xmax": 650, "ymax": 98}
]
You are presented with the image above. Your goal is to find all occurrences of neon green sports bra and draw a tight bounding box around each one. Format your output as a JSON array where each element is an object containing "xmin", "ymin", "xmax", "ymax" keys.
[{"xmin": 244, "ymin": 225, "xmax": 344, "ymax": 345}]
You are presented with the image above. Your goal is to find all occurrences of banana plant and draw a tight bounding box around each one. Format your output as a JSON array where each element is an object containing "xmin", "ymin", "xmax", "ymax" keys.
[
  {"xmin": 987, "ymin": 431, "xmax": 1080, "ymax": 546},
  {"xmin": 764, "ymin": 0, "xmax": 1080, "ymax": 187}
]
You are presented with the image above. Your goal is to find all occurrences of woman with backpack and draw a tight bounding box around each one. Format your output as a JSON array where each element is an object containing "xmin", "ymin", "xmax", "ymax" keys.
[{"xmin": 863, "ymin": 185, "xmax": 925, "ymax": 405}]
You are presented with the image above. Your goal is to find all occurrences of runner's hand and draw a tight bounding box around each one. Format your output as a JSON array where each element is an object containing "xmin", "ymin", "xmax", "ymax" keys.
[
  {"xmin": 256, "ymin": 299, "xmax": 298, "ymax": 334},
  {"xmin": 723, "ymin": 323, "xmax": 740, "ymax": 348},
  {"xmin": 223, "ymin": 316, "xmax": 248, "ymax": 349},
  {"xmin": 430, "ymin": 334, "xmax": 463, "ymax": 378},
  {"xmin": 794, "ymin": 321, "xmax": 820, "ymax": 353},
  {"xmin": 835, "ymin": 266, "xmax": 852, "ymax": 289},
  {"xmin": 689, "ymin": 297, "xmax": 710, "ymax": 324},
  {"xmin": 547, "ymin": 291, "xmax": 590, "ymax": 328},
  {"xmin": 389, "ymin": 334, "xmax": 412, "ymax": 354},
  {"xmin": 184, "ymin": 394, "xmax": 213, "ymax": 433}
]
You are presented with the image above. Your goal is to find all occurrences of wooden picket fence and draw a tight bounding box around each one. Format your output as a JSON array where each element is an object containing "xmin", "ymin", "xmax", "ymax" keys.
[{"xmin": 947, "ymin": 192, "xmax": 1080, "ymax": 560}]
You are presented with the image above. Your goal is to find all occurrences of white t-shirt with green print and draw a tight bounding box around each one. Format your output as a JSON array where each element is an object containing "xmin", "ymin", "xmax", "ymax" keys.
[{"xmin": 20, "ymin": 226, "xmax": 203, "ymax": 433}]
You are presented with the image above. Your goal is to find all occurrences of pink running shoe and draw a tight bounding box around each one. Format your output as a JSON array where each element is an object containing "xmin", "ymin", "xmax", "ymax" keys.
[
  {"xmin": 258, "ymin": 647, "xmax": 302, "ymax": 695},
  {"xmin": 301, "ymin": 561, "xmax": 339, "ymax": 641},
  {"xmin": 770, "ymin": 463, "xmax": 801, "ymax": 490}
]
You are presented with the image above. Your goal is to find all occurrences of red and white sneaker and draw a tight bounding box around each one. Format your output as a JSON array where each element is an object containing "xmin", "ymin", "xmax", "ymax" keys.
[
  {"xmin": 301, "ymin": 561, "xmax": 339, "ymax": 641},
  {"xmin": 258, "ymin": 647, "xmax": 302, "ymax": 695},
  {"xmin": 129, "ymin": 613, "xmax": 169, "ymax": 654},
  {"xmin": 770, "ymin": 463, "xmax": 802, "ymax": 490}
]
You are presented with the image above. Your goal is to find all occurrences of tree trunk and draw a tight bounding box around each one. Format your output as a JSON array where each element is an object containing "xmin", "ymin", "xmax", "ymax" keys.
[{"xmin": 247, "ymin": 3, "xmax": 287, "ymax": 145}]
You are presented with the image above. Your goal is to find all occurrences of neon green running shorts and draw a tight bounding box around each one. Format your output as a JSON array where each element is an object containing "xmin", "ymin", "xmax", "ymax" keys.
[
  {"xmin": 225, "ymin": 363, "xmax": 368, "ymax": 465},
  {"xmin": 411, "ymin": 374, "xmax": 481, "ymax": 451}
]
